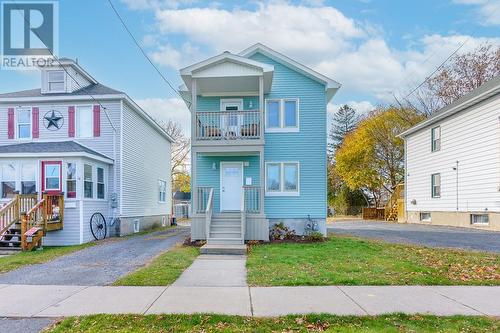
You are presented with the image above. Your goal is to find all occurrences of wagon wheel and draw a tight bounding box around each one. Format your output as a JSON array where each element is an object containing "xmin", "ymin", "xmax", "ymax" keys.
[{"xmin": 90, "ymin": 213, "xmax": 107, "ymax": 241}]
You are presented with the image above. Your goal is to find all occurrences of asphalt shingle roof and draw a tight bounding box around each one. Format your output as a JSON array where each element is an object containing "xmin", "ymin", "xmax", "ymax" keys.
[
  {"xmin": 0, "ymin": 141, "xmax": 112, "ymax": 161},
  {"xmin": 0, "ymin": 83, "xmax": 123, "ymax": 99}
]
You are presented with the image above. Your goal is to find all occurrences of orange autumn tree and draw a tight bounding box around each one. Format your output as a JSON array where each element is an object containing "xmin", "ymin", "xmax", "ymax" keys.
[{"xmin": 335, "ymin": 106, "xmax": 423, "ymax": 206}]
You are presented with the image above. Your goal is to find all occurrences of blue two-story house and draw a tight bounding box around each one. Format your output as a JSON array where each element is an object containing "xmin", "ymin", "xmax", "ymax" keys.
[{"xmin": 180, "ymin": 44, "xmax": 340, "ymax": 247}]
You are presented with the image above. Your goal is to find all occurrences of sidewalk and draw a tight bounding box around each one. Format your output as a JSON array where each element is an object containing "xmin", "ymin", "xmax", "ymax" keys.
[{"xmin": 0, "ymin": 284, "xmax": 498, "ymax": 317}]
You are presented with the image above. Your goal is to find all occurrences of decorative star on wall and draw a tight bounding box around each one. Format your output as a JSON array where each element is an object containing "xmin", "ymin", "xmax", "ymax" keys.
[{"xmin": 44, "ymin": 110, "xmax": 64, "ymax": 131}]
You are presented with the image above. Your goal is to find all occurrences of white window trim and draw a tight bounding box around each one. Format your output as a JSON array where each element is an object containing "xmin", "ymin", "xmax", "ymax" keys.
[
  {"xmin": 83, "ymin": 163, "xmax": 94, "ymax": 199},
  {"xmin": 158, "ymin": 179, "xmax": 167, "ymax": 203},
  {"xmin": 431, "ymin": 173, "xmax": 441, "ymax": 198},
  {"xmin": 76, "ymin": 105, "xmax": 94, "ymax": 138},
  {"xmin": 96, "ymin": 166, "xmax": 106, "ymax": 200},
  {"xmin": 470, "ymin": 213, "xmax": 489, "ymax": 225},
  {"xmin": 16, "ymin": 107, "xmax": 32, "ymax": 140},
  {"xmin": 265, "ymin": 98, "xmax": 300, "ymax": 133},
  {"xmin": 220, "ymin": 98, "xmax": 243, "ymax": 111},
  {"xmin": 431, "ymin": 126, "xmax": 441, "ymax": 152},
  {"xmin": 47, "ymin": 70, "xmax": 67, "ymax": 93},
  {"xmin": 65, "ymin": 161, "xmax": 78, "ymax": 200},
  {"xmin": 265, "ymin": 161, "xmax": 300, "ymax": 196}
]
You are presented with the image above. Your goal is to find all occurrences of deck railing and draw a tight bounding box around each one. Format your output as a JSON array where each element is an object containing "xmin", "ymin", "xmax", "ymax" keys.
[
  {"xmin": 0, "ymin": 193, "xmax": 37, "ymax": 237},
  {"xmin": 205, "ymin": 188, "xmax": 214, "ymax": 240},
  {"xmin": 195, "ymin": 186, "xmax": 213, "ymax": 214},
  {"xmin": 243, "ymin": 186, "xmax": 261, "ymax": 214},
  {"xmin": 195, "ymin": 110, "xmax": 261, "ymax": 141}
]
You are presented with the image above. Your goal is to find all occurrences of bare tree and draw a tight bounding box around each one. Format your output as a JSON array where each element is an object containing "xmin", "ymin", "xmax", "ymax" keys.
[{"xmin": 157, "ymin": 119, "xmax": 190, "ymax": 179}]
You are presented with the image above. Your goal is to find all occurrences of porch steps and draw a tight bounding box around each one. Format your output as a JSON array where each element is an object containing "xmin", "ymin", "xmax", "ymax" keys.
[
  {"xmin": 0, "ymin": 222, "xmax": 22, "ymax": 253},
  {"xmin": 200, "ymin": 244, "xmax": 247, "ymax": 255}
]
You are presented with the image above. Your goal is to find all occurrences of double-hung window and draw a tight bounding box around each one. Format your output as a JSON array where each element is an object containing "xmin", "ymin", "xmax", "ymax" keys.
[
  {"xmin": 158, "ymin": 180, "xmax": 167, "ymax": 202},
  {"xmin": 431, "ymin": 173, "xmax": 441, "ymax": 198},
  {"xmin": 97, "ymin": 167, "xmax": 105, "ymax": 199},
  {"xmin": 431, "ymin": 126, "xmax": 441, "ymax": 152},
  {"xmin": 84, "ymin": 164, "xmax": 93, "ymax": 198},
  {"xmin": 266, "ymin": 162, "xmax": 299, "ymax": 195},
  {"xmin": 77, "ymin": 106, "xmax": 93, "ymax": 138},
  {"xmin": 66, "ymin": 163, "xmax": 77, "ymax": 198},
  {"xmin": 17, "ymin": 109, "xmax": 31, "ymax": 139},
  {"xmin": 47, "ymin": 71, "xmax": 65, "ymax": 92},
  {"xmin": 21, "ymin": 163, "xmax": 36, "ymax": 194},
  {"xmin": 265, "ymin": 99, "xmax": 299, "ymax": 132},
  {"xmin": 1, "ymin": 164, "xmax": 16, "ymax": 199}
]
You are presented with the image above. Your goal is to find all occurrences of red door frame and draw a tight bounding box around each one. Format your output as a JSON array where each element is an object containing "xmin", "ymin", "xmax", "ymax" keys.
[{"xmin": 41, "ymin": 161, "xmax": 63, "ymax": 194}]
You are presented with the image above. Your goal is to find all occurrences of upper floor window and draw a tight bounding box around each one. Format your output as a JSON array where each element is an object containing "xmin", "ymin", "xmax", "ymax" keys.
[
  {"xmin": 265, "ymin": 162, "xmax": 299, "ymax": 196},
  {"xmin": 431, "ymin": 173, "xmax": 441, "ymax": 198},
  {"xmin": 47, "ymin": 71, "xmax": 65, "ymax": 92},
  {"xmin": 17, "ymin": 109, "xmax": 31, "ymax": 139},
  {"xmin": 77, "ymin": 106, "xmax": 93, "ymax": 138},
  {"xmin": 431, "ymin": 126, "xmax": 441, "ymax": 152},
  {"xmin": 265, "ymin": 99, "xmax": 299, "ymax": 132}
]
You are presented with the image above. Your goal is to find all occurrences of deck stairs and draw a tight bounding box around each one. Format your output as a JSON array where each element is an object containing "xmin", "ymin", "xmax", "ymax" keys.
[{"xmin": 201, "ymin": 212, "xmax": 246, "ymax": 255}]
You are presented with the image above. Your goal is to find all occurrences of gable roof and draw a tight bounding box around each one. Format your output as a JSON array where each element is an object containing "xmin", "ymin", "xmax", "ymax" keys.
[
  {"xmin": 400, "ymin": 75, "xmax": 500, "ymax": 138},
  {"xmin": 53, "ymin": 58, "xmax": 98, "ymax": 85},
  {"xmin": 239, "ymin": 43, "xmax": 341, "ymax": 102},
  {"xmin": 0, "ymin": 83, "xmax": 123, "ymax": 99},
  {"xmin": 0, "ymin": 141, "xmax": 113, "ymax": 163}
]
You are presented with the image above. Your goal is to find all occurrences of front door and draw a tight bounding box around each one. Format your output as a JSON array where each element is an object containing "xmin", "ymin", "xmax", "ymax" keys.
[
  {"xmin": 41, "ymin": 161, "xmax": 62, "ymax": 194},
  {"xmin": 220, "ymin": 162, "xmax": 243, "ymax": 211}
]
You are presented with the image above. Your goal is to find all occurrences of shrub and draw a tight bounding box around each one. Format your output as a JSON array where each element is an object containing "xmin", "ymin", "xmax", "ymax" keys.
[
  {"xmin": 305, "ymin": 231, "xmax": 326, "ymax": 242},
  {"xmin": 269, "ymin": 222, "xmax": 296, "ymax": 241}
]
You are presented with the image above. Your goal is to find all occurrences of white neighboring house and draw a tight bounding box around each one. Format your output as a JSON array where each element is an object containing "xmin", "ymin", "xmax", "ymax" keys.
[
  {"xmin": 401, "ymin": 75, "xmax": 500, "ymax": 231},
  {"xmin": 0, "ymin": 58, "xmax": 173, "ymax": 247}
]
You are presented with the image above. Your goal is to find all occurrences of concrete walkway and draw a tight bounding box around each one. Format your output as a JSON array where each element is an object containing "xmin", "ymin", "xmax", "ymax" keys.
[
  {"xmin": 0, "ymin": 284, "xmax": 499, "ymax": 317},
  {"xmin": 0, "ymin": 226, "xmax": 189, "ymax": 286}
]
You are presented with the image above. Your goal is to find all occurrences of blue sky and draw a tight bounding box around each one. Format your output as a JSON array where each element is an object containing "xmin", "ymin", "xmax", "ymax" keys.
[{"xmin": 1, "ymin": 0, "xmax": 499, "ymax": 129}]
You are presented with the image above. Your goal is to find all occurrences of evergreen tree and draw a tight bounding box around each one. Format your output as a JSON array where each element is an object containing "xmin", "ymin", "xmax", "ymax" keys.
[{"xmin": 328, "ymin": 105, "xmax": 359, "ymax": 154}]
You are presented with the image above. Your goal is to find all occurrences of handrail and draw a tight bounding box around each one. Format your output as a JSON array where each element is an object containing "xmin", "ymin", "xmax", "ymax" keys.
[
  {"xmin": 205, "ymin": 188, "xmax": 214, "ymax": 240},
  {"xmin": 0, "ymin": 196, "xmax": 20, "ymax": 236},
  {"xmin": 240, "ymin": 188, "xmax": 246, "ymax": 241},
  {"xmin": 196, "ymin": 110, "xmax": 262, "ymax": 141},
  {"xmin": 242, "ymin": 186, "xmax": 260, "ymax": 214}
]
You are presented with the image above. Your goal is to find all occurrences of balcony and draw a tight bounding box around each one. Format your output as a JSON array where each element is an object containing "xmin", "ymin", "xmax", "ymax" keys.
[{"xmin": 194, "ymin": 110, "xmax": 263, "ymax": 144}]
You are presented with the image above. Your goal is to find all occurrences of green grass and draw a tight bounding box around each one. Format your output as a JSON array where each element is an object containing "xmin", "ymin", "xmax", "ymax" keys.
[
  {"xmin": 47, "ymin": 314, "xmax": 499, "ymax": 333},
  {"xmin": 247, "ymin": 235, "xmax": 500, "ymax": 286},
  {"xmin": 113, "ymin": 245, "xmax": 199, "ymax": 286},
  {"xmin": 0, "ymin": 243, "xmax": 95, "ymax": 274}
]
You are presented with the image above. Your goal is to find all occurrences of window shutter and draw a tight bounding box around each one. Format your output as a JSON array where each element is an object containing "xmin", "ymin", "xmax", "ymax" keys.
[
  {"xmin": 7, "ymin": 108, "xmax": 14, "ymax": 139},
  {"xmin": 93, "ymin": 105, "xmax": 100, "ymax": 137},
  {"xmin": 68, "ymin": 106, "xmax": 75, "ymax": 137},
  {"xmin": 32, "ymin": 107, "xmax": 39, "ymax": 138}
]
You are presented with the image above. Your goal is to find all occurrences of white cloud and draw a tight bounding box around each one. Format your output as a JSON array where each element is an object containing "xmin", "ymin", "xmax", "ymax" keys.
[
  {"xmin": 453, "ymin": 0, "xmax": 500, "ymax": 25},
  {"xmin": 135, "ymin": 97, "xmax": 191, "ymax": 135}
]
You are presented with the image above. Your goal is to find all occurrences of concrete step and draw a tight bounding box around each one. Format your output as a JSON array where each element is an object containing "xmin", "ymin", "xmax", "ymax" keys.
[
  {"xmin": 209, "ymin": 231, "xmax": 242, "ymax": 238},
  {"xmin": 210, "ymin": 225, "xmax": 241, "ymax": 232},
  {"xmin": 207, "ymin": 237, "xmax": 244, "ymax": 245},
  {"xmin": 213, "ymin": 214, "xmax": 241, "ymax": 219},
  {"xmin": 211, "ymin": 221, "xmax": 241, "ymax": 226},
  {"xmin": 200, "ymin": 244, "xmax": 247, "ymax": 255}
]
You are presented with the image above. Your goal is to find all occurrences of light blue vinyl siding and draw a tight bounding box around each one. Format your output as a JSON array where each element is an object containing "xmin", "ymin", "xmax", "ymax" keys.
[
  {"xmin": 251, "ymin": 52, "xmax": 327, "ymax": 219},
  {"xmin": 196, "ymin": 155, "xmax": 260, "ymax": 213},
  {"xmin": 197, "ymin": 96, "xmax": 260, "ymax": 112}
]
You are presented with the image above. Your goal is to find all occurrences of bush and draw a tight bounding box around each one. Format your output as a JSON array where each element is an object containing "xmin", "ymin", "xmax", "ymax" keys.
[
  {"xmin": 269, "ymin": 222, "xmax": 296, "ymax": 241},
  {"xmin": 305, "ymin": 231, "xmax": 326, "ymax": 242}
]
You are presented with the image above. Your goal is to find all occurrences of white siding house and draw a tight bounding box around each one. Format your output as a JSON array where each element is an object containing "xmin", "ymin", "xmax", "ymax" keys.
[
  {"xmin": 0, "ymin": 59, "xmax": 173, "ymax": 247},
  {"xmin": 401, "ymin": 76, "xmax": 500, "ymax": 231}
]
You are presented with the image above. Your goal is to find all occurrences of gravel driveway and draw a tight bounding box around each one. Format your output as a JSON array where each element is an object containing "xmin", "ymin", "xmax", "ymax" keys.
[
  {"xmin": 0, "ymin": 226, "xmax": 189, "ymax": 285},
  {"xmin": 328, "ymin": 221, "xmax": 500, "ymax": 253}
]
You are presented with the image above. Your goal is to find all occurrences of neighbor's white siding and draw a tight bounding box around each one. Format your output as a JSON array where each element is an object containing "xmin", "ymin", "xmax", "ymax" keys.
[
  {"xmin": 406, "ymin": 95, "xmax": 500, "ymax": 213},
  {"xmin": 121, "ymin": 102, "xmax": 171, "ymax": 217}
]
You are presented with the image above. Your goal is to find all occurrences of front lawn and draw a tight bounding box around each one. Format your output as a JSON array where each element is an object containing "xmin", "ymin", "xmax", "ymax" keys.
[
  {"xmin": 113, "ymin": 245, "xmax": 199, "ymax": 286},
  {"xmin": 247, "ymin": 235, "xmax": 500, "ymax": 286},
  {"xmin": 0, "ymin": 243, "xmax": 95, "ymax": 274},
  {"xmin": 47, "ymin": 314, "xmax": 499, "ymax": 333}
]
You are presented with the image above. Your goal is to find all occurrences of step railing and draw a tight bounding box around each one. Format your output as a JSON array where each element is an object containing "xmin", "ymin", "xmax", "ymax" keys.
[
  {"xmin": 243, "ymin": 186, "xmax": 261, "ymax": 214},
  {"xmin": 195, "ymin": 186, "xmax": 213, "ymax": 214},
  {"xmin": 0, "ymin": 193, "xmax": 37, "ymax": 238},
  {"xmin": 385, "ymin": 183, "xmax": 404, "ymax": 221},
  {"xmin": 196, "ymin": 110, "xmax": 261, "ymax": 141},
  {"xmin": 205, "ymin": 188, "xmax": 214, "ymax": 240}
]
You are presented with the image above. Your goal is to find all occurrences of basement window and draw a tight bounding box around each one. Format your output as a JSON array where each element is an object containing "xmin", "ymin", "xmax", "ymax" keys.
[
  {"xmin": 420, "ymin": 212, "xmax": 431, "ymax": 222},
  {"xmin": 470, "ymin": 214, "xmax": 489, "ymax": 225}
]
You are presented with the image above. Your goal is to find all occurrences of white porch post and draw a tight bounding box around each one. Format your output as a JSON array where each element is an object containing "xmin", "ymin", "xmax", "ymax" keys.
[
  {"xmin": 259, "ymin": 148, "xmax": 265, "ymax": 214},
  {"xmin": 259, "ymin": 76, "xmax": 264, "ymax": 139},
  {"xmin": 191, "ymin": 79, "xmax": 198, "ymax": 215}
]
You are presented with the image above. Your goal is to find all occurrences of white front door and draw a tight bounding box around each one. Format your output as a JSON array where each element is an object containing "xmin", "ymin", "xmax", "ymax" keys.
[{"xmin": 220, "ymin": 162, "xmax": 243, "ymax": 211}]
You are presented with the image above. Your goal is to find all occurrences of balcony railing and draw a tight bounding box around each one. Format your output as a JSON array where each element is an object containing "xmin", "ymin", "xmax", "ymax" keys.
[{"xmin": 195, "ymin": 110, "xmax": 262, "ymax": 141}]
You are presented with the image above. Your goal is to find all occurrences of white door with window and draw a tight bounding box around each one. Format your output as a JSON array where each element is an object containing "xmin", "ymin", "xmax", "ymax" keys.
[
  {"xmin": 220, "ymin": 162, "xmax": 243, "ymax": 211},
  {"xmin": 221, "ymin": 100, "xmax": 243, "ymax": 136}
]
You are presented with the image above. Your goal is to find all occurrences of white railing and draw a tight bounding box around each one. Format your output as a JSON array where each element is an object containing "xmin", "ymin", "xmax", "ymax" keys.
[
  {"xmin": 196, "ymin": 110, "xmax": 261, "ymax": 141},
  {"xmin": 205, "ymin": 188, "xmax": 214, "ymax": 240},
  {"xmin": 243, "ymin": 186, "xmax": 261, "ymax": 214},
  {"xmin": 196, "ymin": 186, "xmax": 213, "ymax": 214}
]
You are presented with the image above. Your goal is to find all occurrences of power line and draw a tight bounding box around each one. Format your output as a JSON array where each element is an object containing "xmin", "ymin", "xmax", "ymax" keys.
[{"xmin": 106, "ymin": 0, "xmax": 191, "ymax": 108}]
